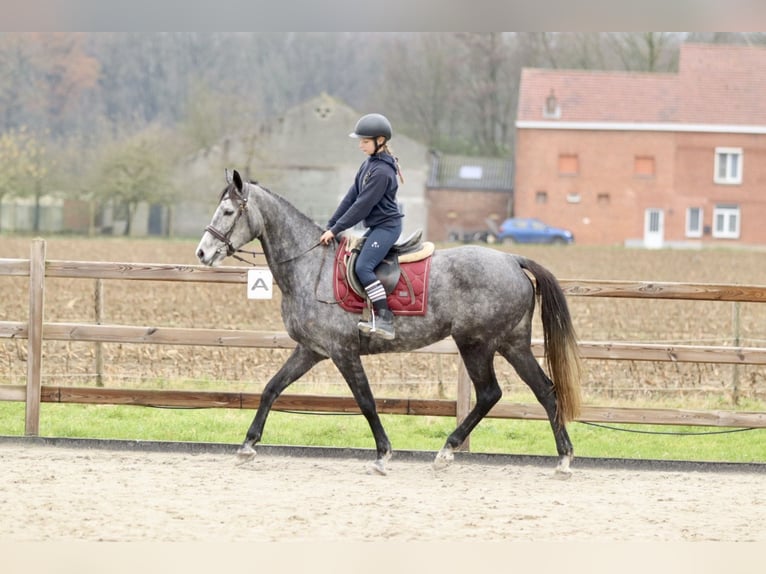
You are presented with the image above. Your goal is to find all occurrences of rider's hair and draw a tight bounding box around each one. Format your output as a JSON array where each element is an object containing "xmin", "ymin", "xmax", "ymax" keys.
[{"xmin": 377, "ymin": 142, "xmax": 404, "ymax": 184}]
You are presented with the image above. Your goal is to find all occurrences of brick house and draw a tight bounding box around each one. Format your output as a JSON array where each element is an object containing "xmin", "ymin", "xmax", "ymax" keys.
[
  {"xmin": 515, "ymin": 43, "xmax": 766, "ymax": 247},
  {"xmin": 426, "ymin": 153, "xmax": 513, "ymax": 241}
]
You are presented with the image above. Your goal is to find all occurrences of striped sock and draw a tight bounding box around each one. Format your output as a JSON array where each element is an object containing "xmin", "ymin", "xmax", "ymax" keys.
[{"xmin": 364, "ymin": 280, "xmax": 387, "ymax": 303}]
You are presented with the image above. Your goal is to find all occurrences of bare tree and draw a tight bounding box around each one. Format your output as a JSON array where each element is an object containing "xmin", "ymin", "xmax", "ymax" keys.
[
  {"xmin": 607, "ymin": 32, "xmax": 682, "ymax": 72},
  {"xmin": 379, "ymin": 34, "xmax": 461, "ymax": 149},
  {"xmin": 453, "ymin": 33, "xmax": 520, "ymax": 156},
  {"xmin": 515, "ymin": 32, "xmax": 563, "ymax": 68},
  {"xmin": 6, "ymin": 32, "xmax": 758, "ymax": 172}
]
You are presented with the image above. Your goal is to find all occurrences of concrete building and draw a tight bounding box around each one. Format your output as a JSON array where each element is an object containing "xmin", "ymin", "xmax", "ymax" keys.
[{"xmin": 174, "ymin": 93, "xmax": 430, "ymax": 239}]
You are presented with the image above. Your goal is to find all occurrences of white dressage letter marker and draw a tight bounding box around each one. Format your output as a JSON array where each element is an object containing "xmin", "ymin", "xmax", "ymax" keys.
[{"xmin": 247, "ymin": 268, "xmax": 273, "ymax": 299}]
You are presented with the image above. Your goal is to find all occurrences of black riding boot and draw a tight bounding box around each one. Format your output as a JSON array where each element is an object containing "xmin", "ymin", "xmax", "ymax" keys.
[{"xmin": 358, "ymin": 302, "xmax": 396, "ymax": 340}]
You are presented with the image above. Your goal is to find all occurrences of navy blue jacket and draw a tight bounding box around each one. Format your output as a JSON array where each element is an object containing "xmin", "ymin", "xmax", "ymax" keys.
[{"xmin": 327, "ymin": 152, "xmax": 402, "ymax": 236}]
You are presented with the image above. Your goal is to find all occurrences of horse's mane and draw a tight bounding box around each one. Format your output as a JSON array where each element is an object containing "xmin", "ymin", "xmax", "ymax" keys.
[
  {"xmin": 221, "ymin": 180, "xmax": 321, "ymax": 230},
  {"xmin": 256, "ymin": 181, "xmax": 322, "ymax": 229}
]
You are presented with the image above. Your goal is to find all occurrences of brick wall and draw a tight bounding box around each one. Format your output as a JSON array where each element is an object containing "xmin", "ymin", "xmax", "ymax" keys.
[
  {"xmin": 515, "ymin": 128, "xmax": 766, "ymax": 246},
  {"xmin": 426, "ymin": 188, "xmax": 511, "ymax": 241}
]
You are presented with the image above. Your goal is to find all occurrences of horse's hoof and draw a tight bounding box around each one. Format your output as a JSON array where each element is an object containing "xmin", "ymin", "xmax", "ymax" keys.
[
  {"xmin": 553, "ymin": 456, "xmax": 573, "ymax": 479},
  {"xmin": 367, "ymin": 459, "xmax": 388, "ymax": 476},
  {"xmin": 235, "ymin": 444, "xmax": 257, "ymax": 465},
  {"xmin": 553, "ymin": 468, "xmax": 573, "ymax": 480},
  {"xmin": 432, "ymin": 448, "xmax": 454, "ymax": 471}
]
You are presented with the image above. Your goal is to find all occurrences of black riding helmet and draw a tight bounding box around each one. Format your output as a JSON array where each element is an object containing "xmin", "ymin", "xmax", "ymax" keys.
[{"xmin": 349, "ymin": 113, "xmax": 392, "ymax": 154}]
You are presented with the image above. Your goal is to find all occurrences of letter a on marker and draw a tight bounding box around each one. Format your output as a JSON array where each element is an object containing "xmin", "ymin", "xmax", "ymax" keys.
[{"xmin": 247, "ymin": 269, "xmax": 273, "ymax": 299}]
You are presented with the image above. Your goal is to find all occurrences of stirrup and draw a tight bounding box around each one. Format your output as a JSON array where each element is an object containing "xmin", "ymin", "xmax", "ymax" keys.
[
  {"xmin": 358, "ymin": 310, "xmax": 395, "ymax": 340},
  {"xmin": 357, "ymin": 314, "xmax": 376, "ymax": 335}
]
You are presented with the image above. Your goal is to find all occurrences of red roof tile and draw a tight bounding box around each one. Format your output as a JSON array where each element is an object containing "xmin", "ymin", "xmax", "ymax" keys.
[
  {"xmin": 517, "ymin": 43, "xmax": 766, "ymax": 127},
  {"xmin": 678, "ymin": 43, "xmax": 766, "ymax": 125}
]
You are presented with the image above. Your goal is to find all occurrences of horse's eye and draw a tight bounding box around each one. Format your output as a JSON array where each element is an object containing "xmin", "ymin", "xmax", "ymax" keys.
[{"xmin": 223, "ymin": 209, "xmax": 235, "ymax": 217}]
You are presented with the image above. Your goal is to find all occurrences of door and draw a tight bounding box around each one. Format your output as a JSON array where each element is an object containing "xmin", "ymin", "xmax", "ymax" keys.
[{"xmin": 644, "ymin": 208, "xmax": 664, "ymax": 249}]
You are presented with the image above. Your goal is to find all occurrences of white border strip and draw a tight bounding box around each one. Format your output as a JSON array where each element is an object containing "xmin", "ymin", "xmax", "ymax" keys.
[{"xmin": 516, "ymin": 121, "xmax": 766, "ymax": 135}]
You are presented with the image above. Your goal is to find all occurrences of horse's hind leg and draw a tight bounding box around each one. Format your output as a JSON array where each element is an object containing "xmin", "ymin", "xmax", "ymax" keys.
[
  {"xmin": 331, "ymin": 354, "xmax": 392, "ymax": 475},
  {"xmin": 238, "ymin": 344, "xmax": 325, "ymax": 462},
  {"xmin": 500, "ymin": 346, "xmax": 574, "ymax": 478},
  {"xmin": 434, "ymin": 342, "xmax": 502, "ymax": 470}
]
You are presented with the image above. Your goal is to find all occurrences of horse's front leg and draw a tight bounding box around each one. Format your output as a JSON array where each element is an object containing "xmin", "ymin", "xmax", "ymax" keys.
[
  {"xmin": 331, "ymin": 353, "xmax": 392, "ymax": 475},
  {"xmin": 238, "ymin": 344, "xmax": 325, "ymax": 463}
]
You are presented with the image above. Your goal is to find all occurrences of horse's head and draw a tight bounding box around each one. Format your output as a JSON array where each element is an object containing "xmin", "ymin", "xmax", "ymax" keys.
[{"xmin": 196, "ymin": 169, "xmax": 263, "ymax": 266}]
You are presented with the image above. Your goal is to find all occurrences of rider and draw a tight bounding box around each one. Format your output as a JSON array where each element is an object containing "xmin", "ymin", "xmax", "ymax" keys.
[{"xmin": 319, "ymin": 113, "xmax": 404, "ymax": 340}]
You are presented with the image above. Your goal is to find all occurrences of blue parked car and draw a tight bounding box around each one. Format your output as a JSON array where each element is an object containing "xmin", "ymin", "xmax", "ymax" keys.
[{"xmin": 496, "ymin": 217, "xmax": 574, "ymax": 245}]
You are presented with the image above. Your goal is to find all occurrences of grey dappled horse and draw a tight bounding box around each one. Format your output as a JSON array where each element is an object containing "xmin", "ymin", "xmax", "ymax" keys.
[{"xmin": 196, "ymin": 170, "xmax": 582, "ymax": 476}]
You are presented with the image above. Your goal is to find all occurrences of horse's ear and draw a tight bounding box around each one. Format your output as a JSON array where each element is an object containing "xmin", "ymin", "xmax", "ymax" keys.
[
  {"xmin": 225, "ymin": 168, "xmax": 233, "ymax": 184},
  {"xmin": 233, "ymin": 169, "xmax": 244, "ymax": 193}
]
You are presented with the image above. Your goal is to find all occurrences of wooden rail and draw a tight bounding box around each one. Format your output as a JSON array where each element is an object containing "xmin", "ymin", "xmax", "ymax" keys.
[
  {"xmin": 3, "ymin": 321, "xmax": 766, "ymax": 365},
  {"xmin": 3, "ymin": 239, "xmax": 766, "ymax": 440},
  {"xmin": 0, "ymin": 385, "xmax": 763, "ymax": 429}
]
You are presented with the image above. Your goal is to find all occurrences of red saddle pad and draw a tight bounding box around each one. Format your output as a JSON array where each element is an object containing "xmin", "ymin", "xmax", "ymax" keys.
[{"xmin": 332, "ymin": 236, "xmax": 431, "ymax": 316}]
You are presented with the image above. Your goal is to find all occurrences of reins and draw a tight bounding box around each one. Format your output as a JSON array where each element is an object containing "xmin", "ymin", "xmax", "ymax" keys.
[
  {"xmin": 229, "ymin": 247, "xmax": 263, "ymax": 266},
  {"xmin": 222, "ymin": 240, "xmax": 323, "ymax": 267},
  {"xmin": 205, "ymin": 184, "xmax": 337, "ymax": 303},
  {"xmin": 274, "ymin": 240, "xmax": 323, "ymax": 264}
]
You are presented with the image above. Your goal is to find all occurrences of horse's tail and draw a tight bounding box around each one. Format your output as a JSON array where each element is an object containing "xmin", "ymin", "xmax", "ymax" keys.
[{"xmin": 518, "ymin": 257, "xmax": 582, "ymax": 425}]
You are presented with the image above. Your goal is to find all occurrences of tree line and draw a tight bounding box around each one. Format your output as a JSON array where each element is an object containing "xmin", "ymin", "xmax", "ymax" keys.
[{"xmin": 0, "ymin": 32, "xmax": 762, "ymax": 233}]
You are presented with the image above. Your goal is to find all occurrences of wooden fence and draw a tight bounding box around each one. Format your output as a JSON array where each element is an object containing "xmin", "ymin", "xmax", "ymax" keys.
[{"xmin": 2, "ymin": 238, "xmax": 766, "ymax": 442}]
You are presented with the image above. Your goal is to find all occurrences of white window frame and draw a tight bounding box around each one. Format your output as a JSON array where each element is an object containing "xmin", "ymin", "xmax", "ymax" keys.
[
  {"xmin": 685, "ymin": 207, "xmax": 703, "ymax": 238},
  {"xmin": 712, "ymin": 205, "xmax": 740, "ymax": 239},
  {"xmin": 714, "ymin": 147, "xmax": 743, "ymax": 185}
]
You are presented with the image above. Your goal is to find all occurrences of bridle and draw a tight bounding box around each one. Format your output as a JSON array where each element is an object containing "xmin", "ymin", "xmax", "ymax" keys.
[
  {"xmin": 204, "ymin": 183, "xmax": 262, "ymax": 265},
  {"xmin": 204, "ymin": 181, "xmax": 323, "ymax": 266}
]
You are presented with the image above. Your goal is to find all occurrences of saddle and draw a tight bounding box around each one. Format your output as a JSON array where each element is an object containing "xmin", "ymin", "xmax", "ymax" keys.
[
  {"xmin": 344, "ymin": 230, "xmax": 433, "ymax": 297},
  {"xmin": 333, "ymin": 230, "xmax": 434, "ymax": 316}
]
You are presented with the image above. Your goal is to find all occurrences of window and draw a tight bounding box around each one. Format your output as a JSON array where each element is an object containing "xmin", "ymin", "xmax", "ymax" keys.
[
  {"xmin": 686, "ymin": 207, "xmax": 703, "ymax": 238},
  {"xmin": 543, "ymin": 90, "xmax": 561, "ymax": 119},
  {"xmin": 566, "ymin": 192, "xmax": 581, "ymax": 204},
  {"xmin": 459, "ymin": 165, "xmax": 483, "ymax": 180},
  {"xmin": 535, "ymin": 191, "xmax": 548, "ymax": 204},
  {"xmin": 634, "ymin": 156, "xmax": 655, "ymax": 177},
  {"xmin": 597, "ymin": 193, "xmax": 610, "ymax": 205},
  {"xmin": 712, "ymin": 205, "xmax": 740, "ymax": 238},
  {"xmin": 714, "ymin": 147, "xmax": 743, "ymax": 184},
  {"xmin": 646, "ymin": 209, "xmax": 662, "ymax": 234},
  {"xmin": 558, "ymin": 154, "xmax": 579, "ymax": 176}
]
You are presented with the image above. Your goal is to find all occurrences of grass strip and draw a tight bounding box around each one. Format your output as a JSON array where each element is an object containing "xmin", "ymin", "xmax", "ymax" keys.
[{"xmin": 1, "ymin": 402, "xmax": 764, "ymax": 463}]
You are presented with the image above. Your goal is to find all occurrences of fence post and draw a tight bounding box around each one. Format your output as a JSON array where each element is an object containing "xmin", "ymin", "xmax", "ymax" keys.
[
  {"xmin": 94, "ymin": 279, "xmax": 104, "ymax": 386},
  {"xmin": 456, "ymin": 358, "xmax": 472, "ymax": 451},
  {"xmin": 732, "ymin": 301, "xmax": 741, "ymax": 406},
  {"xmin": 25, "ymin": 238, "xmax": 46, "ymax": 436}
]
